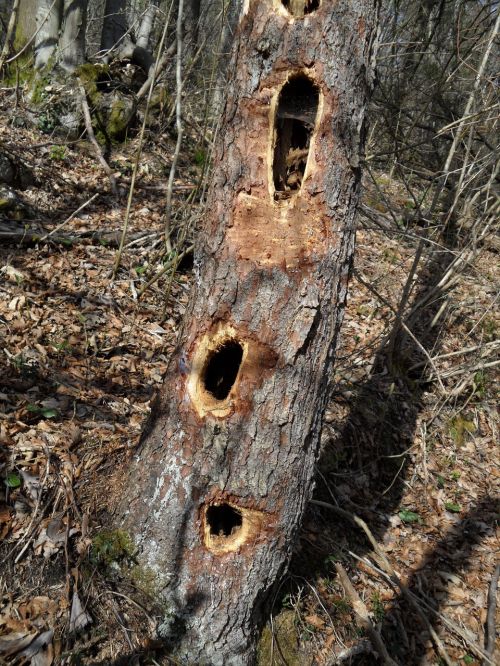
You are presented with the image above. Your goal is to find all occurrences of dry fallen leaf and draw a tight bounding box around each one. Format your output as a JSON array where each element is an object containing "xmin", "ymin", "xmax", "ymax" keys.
[
  {"xmin": 304, "ymin": 613, "xmax": 326, "ymax": 629},
  {"xmin": 69, "ymin": 592, "xmax": 92, "ymax": 633}
]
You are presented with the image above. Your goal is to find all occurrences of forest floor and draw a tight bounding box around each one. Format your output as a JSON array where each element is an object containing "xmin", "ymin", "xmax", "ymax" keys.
[{"xmin": 0, "ymin": 88, "xmax": 498, "ymax": 666}]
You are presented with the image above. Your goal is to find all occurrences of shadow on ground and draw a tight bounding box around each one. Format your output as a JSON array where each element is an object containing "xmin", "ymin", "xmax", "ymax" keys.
[{"xmin": 287, "ymin": 217, "xmax": 497, "ymax": 664}]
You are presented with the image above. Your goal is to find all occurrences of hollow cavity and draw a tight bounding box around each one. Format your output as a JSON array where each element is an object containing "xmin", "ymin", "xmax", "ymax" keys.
[
  {"xmin": 206, "ymin": 504, "xmax": 243, "ymax": 538},
  {"xmin": 282, "ymin": 0, "xmax": 320, "ymax": 19},
  {"xmin": 273, "ymin": 74, "xmax": 319, "ymax": 199},
  {"xmin": 203, "ymin": 340, "xmax": 243, "ymax": 400}
]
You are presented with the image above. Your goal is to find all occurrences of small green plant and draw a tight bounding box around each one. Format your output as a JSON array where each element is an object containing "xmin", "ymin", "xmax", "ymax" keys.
[
  {"xmin": 52, "ymin": 339, "xmax": 72, "ymax": 353},
  {"xmin": 472, "ymin": 371, "xmax": 486, "ymax": 399},
  {"xmin": 37, "ymin": 111, "xmax": 59, "ymax": 134},
  {"xmin": 5, "ymin": 472, "xmax": 21, "ymax": 488},
  {"xmin": 462, "ymin": 655, "xmax": 475, "ymax": 664},
  {"xmin": 10, "ymin": 353, "xmax": 37, "ymax": 378},
  {"xmin": 444, "ymin": 502, "xmax": 461, "ymax": 513},
  {"xmin": 27, "ymin": 404, "xmax": 59, "ymax": 419},
  {"xmin": 49, "ymin": 145, "xmax": 67, "ymax": 161},
  {"xmin": 370, "ymin": 592, "xmax": 385, "ymax": 622},
  {"xmin": 399, "ymin": 509, "xmax": 422, "ymax": 524},
  {"xmin": 331, "ymin": 596, "xmax": 352, "ymax": 616},
  {"xmin": 194, "ymin": 149, "xmax": 206, "ymax": 166}
]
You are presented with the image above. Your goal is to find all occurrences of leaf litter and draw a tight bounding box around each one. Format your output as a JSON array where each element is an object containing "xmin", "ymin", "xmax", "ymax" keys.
[{"xmin": 0, "ymin": 93, "xmax": 498, "ymax": 665}]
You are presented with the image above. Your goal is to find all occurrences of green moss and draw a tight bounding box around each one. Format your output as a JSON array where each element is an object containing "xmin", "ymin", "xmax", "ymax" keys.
[
  {"xmin": 76, "ymin": 63, "xmax": 109, "ymax": 104},
  {"xmin": 13, "ymin": 19, "xmax": 26, "ymax": 51},
  {"xmin": 28, "ymin": 62, "xmax": 56, "ymax": 105},
  {"xmin": 91, "ymin": 528, "xmax": 135, "ymax": 565},
  {"xmin": 257, "ymin": 611, "xmax": 302, "ymax": 666},
  {"xmin": 2, "ymin": 52, "xmax": 35, "ymax": 88},
  {"xmin": 449, "ymin": 415, "xmax": 475, "ymax": 446},
  {"xmin": 150, "ymin": 86, "xmax": 171, "ymax": 110},
  {"xmin": 106, "ymin": 97, "xmax": 133, "ymax": 141},
  {"xmin": 129, "ymin": 564, "xmax": 160, "ymax": 597}
]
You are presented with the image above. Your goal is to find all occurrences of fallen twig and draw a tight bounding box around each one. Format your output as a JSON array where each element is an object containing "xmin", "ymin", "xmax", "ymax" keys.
[
  {"xmin": 77, "ymin": 83, "xmax": 118, "ymax": 197},
  {"xmin": 39, "ymin": 193, "xmax": 99, "ymax": 242},
  {"xmin": 137, "ymin": 244, "xmax": 194, "ymax": 298},
  {"xmin": 335, "ymin": 562, "xmax": 399, "ymax": 666},
  {"xmin": 483, "ymin": 563, "xmax": 499, "ymax": 665},
  {"xmin": 0, "ymin": 228, "xmax": 151, "ymax": 247}
]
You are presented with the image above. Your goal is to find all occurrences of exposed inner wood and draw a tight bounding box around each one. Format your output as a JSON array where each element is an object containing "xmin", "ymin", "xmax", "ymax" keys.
[
  {"xmin": 273, "ymin": 74, "xmax": 319, "ymax": 200},
  {"xmin": 203, "ymin": 501, "xmax": 266, "ymax": 555},
  {"xmin": 187, "ymin": 325, "xmax": 248, "ymax": 418},
  {"xmin": 228, "ymin": 193, "xmax": 327, "ymax": 268}
]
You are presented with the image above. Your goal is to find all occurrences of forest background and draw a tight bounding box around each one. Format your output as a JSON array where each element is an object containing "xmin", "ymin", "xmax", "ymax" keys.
[{"xmin": 0, "ymin": 0, "xmax": 498, "ymax": 664}]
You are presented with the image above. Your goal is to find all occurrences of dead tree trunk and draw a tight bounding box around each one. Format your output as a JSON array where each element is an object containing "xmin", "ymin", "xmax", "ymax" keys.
[{"xmin": 118, "ymin": 0, "xmax": 378, "ymax": 663}]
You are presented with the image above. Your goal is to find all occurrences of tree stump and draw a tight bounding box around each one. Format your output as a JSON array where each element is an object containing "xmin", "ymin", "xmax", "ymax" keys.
[{"xmin": 118, "ymin": 1, "xmax": 378, "ymax": 663}]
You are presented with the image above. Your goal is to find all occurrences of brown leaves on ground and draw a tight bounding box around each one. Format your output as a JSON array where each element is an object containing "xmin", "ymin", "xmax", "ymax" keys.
[
  {"xmin": 0, "ymin": 100, "xmax": 498, "ymax": 665},
  {"xmin": 0, "ymin": 94, "xmax": 194, "ymax": 663}
]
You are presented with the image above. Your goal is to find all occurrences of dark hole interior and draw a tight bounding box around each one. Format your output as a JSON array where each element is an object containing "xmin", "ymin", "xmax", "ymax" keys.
[
  {"xmin": 273, "ymin": 75, "xmax": 319, "ymax": 198},
  {"xmin": 282, "ymin": 0, "xmax": 320, "ymax": 19},
  {"xmin": 206, "ymin": 504, "xmax": 242, "ymax": 538},
  {"xmin": 203, "ymin": 340, "xmax": 243, "ymax": 400}
]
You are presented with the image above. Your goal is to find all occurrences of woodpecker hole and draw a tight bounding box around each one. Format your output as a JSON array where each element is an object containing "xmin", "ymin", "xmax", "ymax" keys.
[
  {"xmin": 206, "ymin": 504, "xmax": 242, "ymax": 538},
  {"xmin": 282, "ymin": 0, "xmax": 320, "ymax": 19},
  {"xmin": 203, "ymin": 501, "xmax": 266, "ymax": 555},
  {"xmin": 273, "ymin": 75, "xmax": 319, "ymax": 199},
  {"xmin": 203, "ymin": 340, "xmax": 243, "ymax": 400}
]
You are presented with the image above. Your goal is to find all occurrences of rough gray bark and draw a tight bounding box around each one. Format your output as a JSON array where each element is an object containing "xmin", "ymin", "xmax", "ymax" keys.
[{"xmin": 117, "ymin": 1, "xmax": 379, "ymax": 663}]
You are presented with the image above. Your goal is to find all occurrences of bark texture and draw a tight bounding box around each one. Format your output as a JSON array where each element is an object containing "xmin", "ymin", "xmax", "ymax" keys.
[
  {"xmin": 118, "ymin": 1, "xmax": 378, "ymax": 663},
  {"xmin": 59, "ymin": 0, "xmax": 87, "ymax": 72},
  {"xmin": 34, "ymin": 0, "xmax": 62, "ymax": 68}
]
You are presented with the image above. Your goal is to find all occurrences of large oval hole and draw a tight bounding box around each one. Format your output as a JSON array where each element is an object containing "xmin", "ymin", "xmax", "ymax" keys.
[
  {"xmin": 206, "ymin": 504, "xmax": 243, "ymax": 538},
  {"xmin": 273, "ymin": 74, "xmax": 319, "ymax": 199},
  {"xmin": 282, "ymin": 0, "xmax": 320, "ymax": 19},
  {"xmin": 203, "ymin": 340, "xmax": 244, "ymax": 400}
]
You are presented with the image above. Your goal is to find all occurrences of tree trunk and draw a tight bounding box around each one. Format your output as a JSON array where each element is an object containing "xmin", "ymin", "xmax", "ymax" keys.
[
  {"xmin": 117, "ymin": 0, "xmax": 378, "ymax": 663},
  {"xmin": 100, "ymin": 0, "xmax": 127, "ymax": 57},
  {"xmin": 183, "ymin": 0, "xmax": 200, "ymax": 57},
  {"xmin": 100, "ymin": 0, "xmax": 152, "ymax": 71},
  {"xmin": 59, "ymin": 0, "xmax": 87, "ymax": 72},
  {"xmin": 0, "ymin": 0, "xmax": 21, "ymax": 68},
  {"xmin": 34, "ymin": 0, "xmax": 62, "ymax": 68},
  {"xmin": 136, "ymin": 0, "xmax": 157, "ymax": 51}
]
